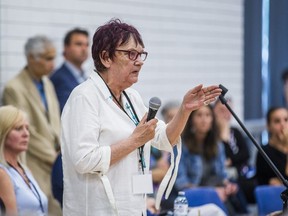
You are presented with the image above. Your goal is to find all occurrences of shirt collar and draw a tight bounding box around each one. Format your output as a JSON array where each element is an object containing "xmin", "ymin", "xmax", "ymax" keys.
[
  {"xmin": 33, "ymin": 77, "xmax": 43, "ymax": 88},
  {"xmin": 65, "ymin": 61, "xmax": 86, "ymax": 83},
  {"xmin": 90, "ymin": 71, "xmax": 112, "ymax": 100}
]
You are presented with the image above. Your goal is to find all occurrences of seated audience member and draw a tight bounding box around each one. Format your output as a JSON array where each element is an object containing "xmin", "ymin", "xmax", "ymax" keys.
[
  {"xmin": 256, "ymin": 107, "xmax": 288, "ymax": 185},
  {"xmin": 175, "ymin": 105, "xmax": 248, "ymax": 215},
  {"xmin": 0, "ymin": 105, "xmax": 48, "ymax": 215},
  {"xmin": 161, "ymin": 100, "xmax": 180, "ymax": 123},
  {"xmin": 50, "ymin": 28, "xmax": 89, "ymax": 112},
  {"xmin": 213, "ymin": 98, "xmax": 250, "ymax": 176},
  {"xmin": 213, "ymin": 98, "xmax": 256, "ymax": 203}
]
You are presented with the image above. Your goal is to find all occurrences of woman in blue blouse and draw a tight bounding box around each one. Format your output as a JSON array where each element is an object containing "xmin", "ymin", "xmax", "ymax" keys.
[
  {"xmin": 0, "ymin": 105, "xmax": 48, "ymax": 216},
  {"xmin": 175, "ymin": 105, "xmax": 248, "ymax": 215}
]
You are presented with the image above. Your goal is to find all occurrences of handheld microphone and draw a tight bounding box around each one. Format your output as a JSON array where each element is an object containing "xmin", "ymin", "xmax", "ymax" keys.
[
  {"xmin": 147, "ymin": 97, "xmax": 161, "ymax": 121},
  {"xmin": 138, "ymin": 97, "xmax": 161, "ymax": 173}
]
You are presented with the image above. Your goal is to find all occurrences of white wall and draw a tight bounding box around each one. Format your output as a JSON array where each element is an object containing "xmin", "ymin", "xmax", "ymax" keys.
[{"xmin": 0, "ymin": 0, "xmax": 244, "ymax": 118}]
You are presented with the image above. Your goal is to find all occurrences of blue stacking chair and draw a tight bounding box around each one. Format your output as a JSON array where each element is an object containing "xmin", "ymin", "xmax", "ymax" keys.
[
  {"xmin": 184, "ymin": 187, "xmax": 228, "ymax": 215},
  {"xmin": 147, "ymin": 210, "xmax": 156, "ymax": 216},
  {"xmin": 254, "ymin": 185, "xmax": 286, "ymax": 216}
]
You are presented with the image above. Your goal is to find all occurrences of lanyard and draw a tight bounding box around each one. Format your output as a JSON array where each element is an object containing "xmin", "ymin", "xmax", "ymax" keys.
[
  {"xmin": 97, "ymin": 72, "xmax": 146, "ymax": 173},
  {"xmin": 7, "ymin": 162, "xmax": 45, "ymax": 214},
  {"xmin": 123, "ymin": 91, "xmax": 146, "ymax": 174}
]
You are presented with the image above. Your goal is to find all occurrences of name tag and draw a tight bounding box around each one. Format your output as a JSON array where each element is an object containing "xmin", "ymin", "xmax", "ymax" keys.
[{"xmin": 132, "ymin": 173, "xmax": 153, "ymax": 194}]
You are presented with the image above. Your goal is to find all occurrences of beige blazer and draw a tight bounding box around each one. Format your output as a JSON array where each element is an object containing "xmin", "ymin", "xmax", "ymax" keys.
[{"xmin": 2, "ymin": 67, "xmax": 61, "ymax": 196}]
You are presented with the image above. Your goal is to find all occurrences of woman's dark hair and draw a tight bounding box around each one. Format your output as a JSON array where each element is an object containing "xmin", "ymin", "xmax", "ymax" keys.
[
  {"xmin": 266, "ymin": 106, "xmax": 286, "ymax": 125},
  {"xmin": 91, "ymin": 18, "xmax": 144, "ymax": 72},
  {"xmin": 182, "ymin": 105, "xmax": 219, "ymax": 160}
]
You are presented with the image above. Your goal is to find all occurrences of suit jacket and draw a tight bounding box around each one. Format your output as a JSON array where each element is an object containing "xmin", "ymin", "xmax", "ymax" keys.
[
  {"xmin": 50, "ymin": 63, "xmax": 80, "ymax": 112},
  {"xmin": 2, "ymin": 67, "xmax": 61, "ymax": 197}
]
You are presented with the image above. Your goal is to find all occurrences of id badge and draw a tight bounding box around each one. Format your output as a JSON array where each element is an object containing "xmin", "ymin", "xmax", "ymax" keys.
[{"xmin": 132, "ymin": 173, "xmax": 153, "ymax": 194}]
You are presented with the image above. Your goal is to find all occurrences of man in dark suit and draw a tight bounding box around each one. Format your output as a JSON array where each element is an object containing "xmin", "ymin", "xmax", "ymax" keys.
[{"xmin": 50, "ymin": 28, "xmax": 89, "ymax": 112}]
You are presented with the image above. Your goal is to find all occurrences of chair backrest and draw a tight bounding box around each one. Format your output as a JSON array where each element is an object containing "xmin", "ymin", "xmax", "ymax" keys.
[
  {"xmin": 184, "ymin": 187, "xmax": 228, "ymax": 214},
  {"xmin": 146, "ymin": 210, "xmax": 155, "ymax": 216},
  {"xmin": 254, "ymin": 185, "xmax": 285, "ymax": 216}
]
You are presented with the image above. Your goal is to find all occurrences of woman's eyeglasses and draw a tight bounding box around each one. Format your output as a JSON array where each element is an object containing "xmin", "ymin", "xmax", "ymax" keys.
[{"xmin": 115, "ymin": 49, "xmax": 148, "ymax": 61}]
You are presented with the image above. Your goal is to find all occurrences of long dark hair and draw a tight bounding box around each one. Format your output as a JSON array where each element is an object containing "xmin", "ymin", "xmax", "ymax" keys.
[{"xmin": 182, "ymin": 105, "xmax": 219, "ymax": 160}]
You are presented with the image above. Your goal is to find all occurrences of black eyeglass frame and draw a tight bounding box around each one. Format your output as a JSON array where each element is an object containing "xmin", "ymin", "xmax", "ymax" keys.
[{"xmin": 115, "ymin": 49, "xmax": 148, "ymax": 61}]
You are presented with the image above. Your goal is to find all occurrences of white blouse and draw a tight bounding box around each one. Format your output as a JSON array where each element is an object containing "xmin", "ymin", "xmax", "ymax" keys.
[{"xmin": 61, "ymin": 72, "xmax": 180, "ymax": 216}]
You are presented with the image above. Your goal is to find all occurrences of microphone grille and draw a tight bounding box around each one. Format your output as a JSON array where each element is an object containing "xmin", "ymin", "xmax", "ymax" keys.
[{"xmin": 149, "ymin": 97, "xmax": 161, "ymax": 110}]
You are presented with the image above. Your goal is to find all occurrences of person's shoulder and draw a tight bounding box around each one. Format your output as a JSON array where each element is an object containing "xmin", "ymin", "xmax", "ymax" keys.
[
  {"xmin": 50, "ymin": 63, "xmax": 69, "ymax": 79},
  {"xmin": 0, "ymin": 163, "xmax": 6, "ymax": 170},
  {"xmin": 68, "ymin": 79, "xmax": 95, "ymax": 100},
  {"xmin": 231, "ymin": 126, "xmax": 239, "ymax": 131},
  {"xmin": 231, "ymin": 126, "xmax": 243, "ymax": 134},
  {"xmin": 125, "ymin": 87, "xmax": 139, "ymax": 94},
  {"xmin": 231, "ymin": 127, "xmax": 247, "ymax": 140},
  {"xmin": 125, "ymin": 87, "xmax": 142, "ymax": 99},
  {"xmin": 5, "ymin": 69, "xmax": 26, "ymax": 86},
  {"xmin": 0, "ymin": 165, "xmax": 11, "ymax": 183},
  {"xmin": 4, "ymin": 70, "xmax": 28, "ymax": 92},
  {"xmin": 0, "ymin": 166, "xmax": 7, "ymax": 174},
  {"xmin": 55, "ymin": 63, "xmax": 68, "ymax": 73},
  {"xmin": 0, "ymin": 166, "xmax": 16, "ymax": 203},
  {"xmin": 265, "ymin": 144, "xmax": 285, "ymax": 155},
  {"xmin": 256, "ymin": 144, "xmax": 269, "ymax": 153},
  {"xmin": 259, "ymin": 144, "xmax": 277, "ymax": 156}
]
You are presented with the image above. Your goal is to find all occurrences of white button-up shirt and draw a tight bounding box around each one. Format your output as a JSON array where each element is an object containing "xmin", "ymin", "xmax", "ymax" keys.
[{"xmin": 61, "ymin": 72, "xmax": 181, "ymax": 216}]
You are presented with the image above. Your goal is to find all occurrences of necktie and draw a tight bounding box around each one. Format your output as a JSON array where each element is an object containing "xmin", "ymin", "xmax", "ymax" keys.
[{"xmin": 38, "ymin": 81, "xmax": 48, "ymax": 111}]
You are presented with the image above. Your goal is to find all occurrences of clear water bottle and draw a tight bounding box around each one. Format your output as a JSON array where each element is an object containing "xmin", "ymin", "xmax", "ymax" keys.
[{"xmin": 174, "ymin": 191, "xmax": 188, "ymax": 216}]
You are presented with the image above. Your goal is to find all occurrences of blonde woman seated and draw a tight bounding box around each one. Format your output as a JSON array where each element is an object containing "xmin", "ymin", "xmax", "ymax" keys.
[{"xmin": 0, "ymin": 105, "xmax": 48, "ymax": 216}]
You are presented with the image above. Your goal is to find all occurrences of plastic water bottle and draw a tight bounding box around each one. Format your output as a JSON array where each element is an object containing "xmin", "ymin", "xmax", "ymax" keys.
[{"xmin": 174, "ymin": 191, "xmax": 188, "ymax": 216}]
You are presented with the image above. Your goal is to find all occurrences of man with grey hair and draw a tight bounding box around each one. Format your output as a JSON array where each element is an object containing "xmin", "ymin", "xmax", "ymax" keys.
[{"xmin": 2, "ymin": 35, "xmax": 62, "ymax": 215}]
